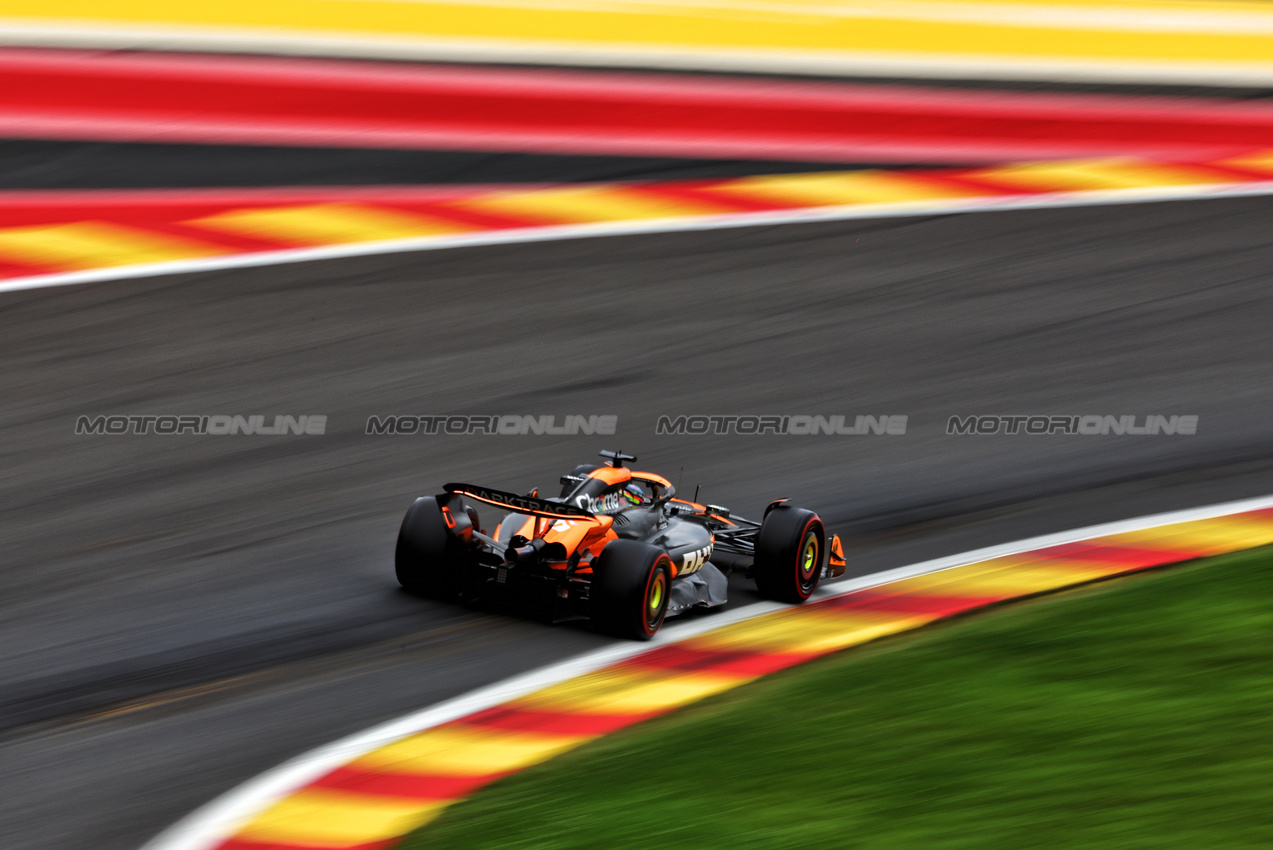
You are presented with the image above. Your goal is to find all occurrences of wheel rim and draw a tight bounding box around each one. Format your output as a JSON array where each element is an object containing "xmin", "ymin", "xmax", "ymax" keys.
[
  {"xmin": 649, "ymin": 577, "xmax": 664, "ymax": 611},
  {"xmin": 645, "ymin": 565, "xmax": 668, "ymax": 631},
  {"xmin": 798, "ymin": 532, "xmax": 819, "ymax": 593}
]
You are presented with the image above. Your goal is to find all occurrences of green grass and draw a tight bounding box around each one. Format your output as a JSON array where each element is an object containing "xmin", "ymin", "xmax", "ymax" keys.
[{"xmin": 403, "ymin": 547, "xmax": 1273, "ymax": 849}]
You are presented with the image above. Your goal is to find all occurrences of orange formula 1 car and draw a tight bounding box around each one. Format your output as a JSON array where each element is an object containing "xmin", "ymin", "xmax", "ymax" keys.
[{"xmin": 394, "ymin": 451, "xmax": 847, "ymax": 639}]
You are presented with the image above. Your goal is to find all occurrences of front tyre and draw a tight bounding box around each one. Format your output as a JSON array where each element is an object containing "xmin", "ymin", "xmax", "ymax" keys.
[
  {"xmin": 753, "ymin": 506, "xmax": 825, "ymax": 603},
  {"xmin": 590, "ymin": 540, "xmax": 673, "ymax": 640},
  {"xmin": 395, "ymin": 496, "xmax": 465, "ymax": 597}
]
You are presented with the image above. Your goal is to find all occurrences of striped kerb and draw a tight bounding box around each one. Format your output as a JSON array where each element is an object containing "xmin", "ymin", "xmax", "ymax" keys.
[
  {"xmin": 2, "ymin": 151, "xmax": 1272, "ymax": 282},
  {"xmin": 209, "ymin": 507, "xmax": 1273, "ymax": 850}
]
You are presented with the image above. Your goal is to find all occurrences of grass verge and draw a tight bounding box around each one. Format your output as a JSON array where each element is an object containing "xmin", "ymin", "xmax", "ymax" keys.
[{"xmin": 403, "ymin": 546, "xmax": 1273, "ymax": 849}]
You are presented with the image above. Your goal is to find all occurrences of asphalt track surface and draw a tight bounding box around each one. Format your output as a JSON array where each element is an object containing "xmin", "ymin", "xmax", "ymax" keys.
[
  {"xmin": 0, "ymin": 139, "xmax": 876, "ymax": 190},
  {"xmin": 2, "ymin": 195, "xmax": 1272, "ymax": 850}
]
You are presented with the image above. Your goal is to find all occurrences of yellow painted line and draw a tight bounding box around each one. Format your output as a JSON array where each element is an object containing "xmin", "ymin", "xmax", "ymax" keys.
[
  {"xmin": 970, "ymin": 158, "xmax": 1242, "ymax": 192},
  {"xmin": 189, "ymin": 203, "xmax": 474, "ymax": 246},
  {"xmin": 1099, "ymin": 516, "xmax": 1273, "ymax": 554},
  {"xmin": 881, "ymin": 559, "xmax": 1115, "ymax": 598},
  {"xmin": 6, "ymin": 0, "xmax": 1273, "ymax": 80},
  {"xmin": 982, "ymin": 554, "xmax": 1131, "ymax": 579},
  {"xmin": 510, "ymin": 667, "xmax": 751, "ymax": 714},
  {"xmin": 712, "ymin": 171, "xmax": 982, "ymax": 208},
  {"xmin": 235, "ymin": 788, "xmax": 445, "ymax": 846},
  {"xmin": 458, "ymin": 185, "xmax": 723, "ymax": 224},
  {"xmin": 684, "ymin": 608, "xmax": 928, "ymax": 654},
  {"xmin": 0, "ymin": 221, "xmax": 225, "ymax": 270},
  {"xmin": 1223, "ymin": 151, "xmax": 1273, "ymax": 176},
  {"xmin": 352, "ymin": 726, "xmax": 591, "ymax": 776},
  {"xmin": 7, "ymin": 0, "xmax": 1273, "ymax": 56}
]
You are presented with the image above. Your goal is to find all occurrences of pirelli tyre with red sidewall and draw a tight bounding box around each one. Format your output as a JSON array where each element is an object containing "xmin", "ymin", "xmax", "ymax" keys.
[
  {"xmin": 753, "ymin": 504, "xmax": 826, "ymax": 603},
  {"xmin": 589, "ymin": 539, "xmax": 673, "ymax": 640}
]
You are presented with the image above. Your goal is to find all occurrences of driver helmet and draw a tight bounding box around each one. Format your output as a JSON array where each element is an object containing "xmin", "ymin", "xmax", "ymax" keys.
[{"xmin": 622, "ymin": 483, "xmax": 648, "ymax": 506}]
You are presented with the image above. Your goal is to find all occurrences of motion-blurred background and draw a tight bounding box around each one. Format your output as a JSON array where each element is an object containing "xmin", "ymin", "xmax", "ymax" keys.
[{"xmin": 2, "ymin": 2, "xmax": 1272, "ymax": 849}]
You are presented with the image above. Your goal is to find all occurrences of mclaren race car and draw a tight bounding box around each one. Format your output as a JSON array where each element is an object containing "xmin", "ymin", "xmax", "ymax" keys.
[{"xmin": 394, "ymin": 450, "xmax": 847, "ymax": 639}]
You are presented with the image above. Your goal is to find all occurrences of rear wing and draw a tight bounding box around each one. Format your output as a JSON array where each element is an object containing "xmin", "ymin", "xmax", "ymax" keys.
[{"xmin": 443, "ymin": 483, "xmax": 595, "ymax": 521}]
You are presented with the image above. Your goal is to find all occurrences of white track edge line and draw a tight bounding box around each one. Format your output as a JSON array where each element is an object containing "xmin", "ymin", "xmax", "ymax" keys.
[
  {"xmin": 140, "ymin": 490, "xmax": 1273, "ymax": 850},
  {"xmin": 8, "ymin": 181, "xmax": 1273, "ymax": 298}
]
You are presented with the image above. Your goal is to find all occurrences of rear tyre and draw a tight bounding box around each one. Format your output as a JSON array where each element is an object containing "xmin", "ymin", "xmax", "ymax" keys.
[
  {"xmin": 590, "ymin": 540, "xmax": 673, "ymax": 640},
  {"xmin": 753, "ymin": 506, "xmax": 824, "ymax": 603},
  {"xmin": 395, "ymin": 496, "xmax": 465, "ymax": 597}
]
